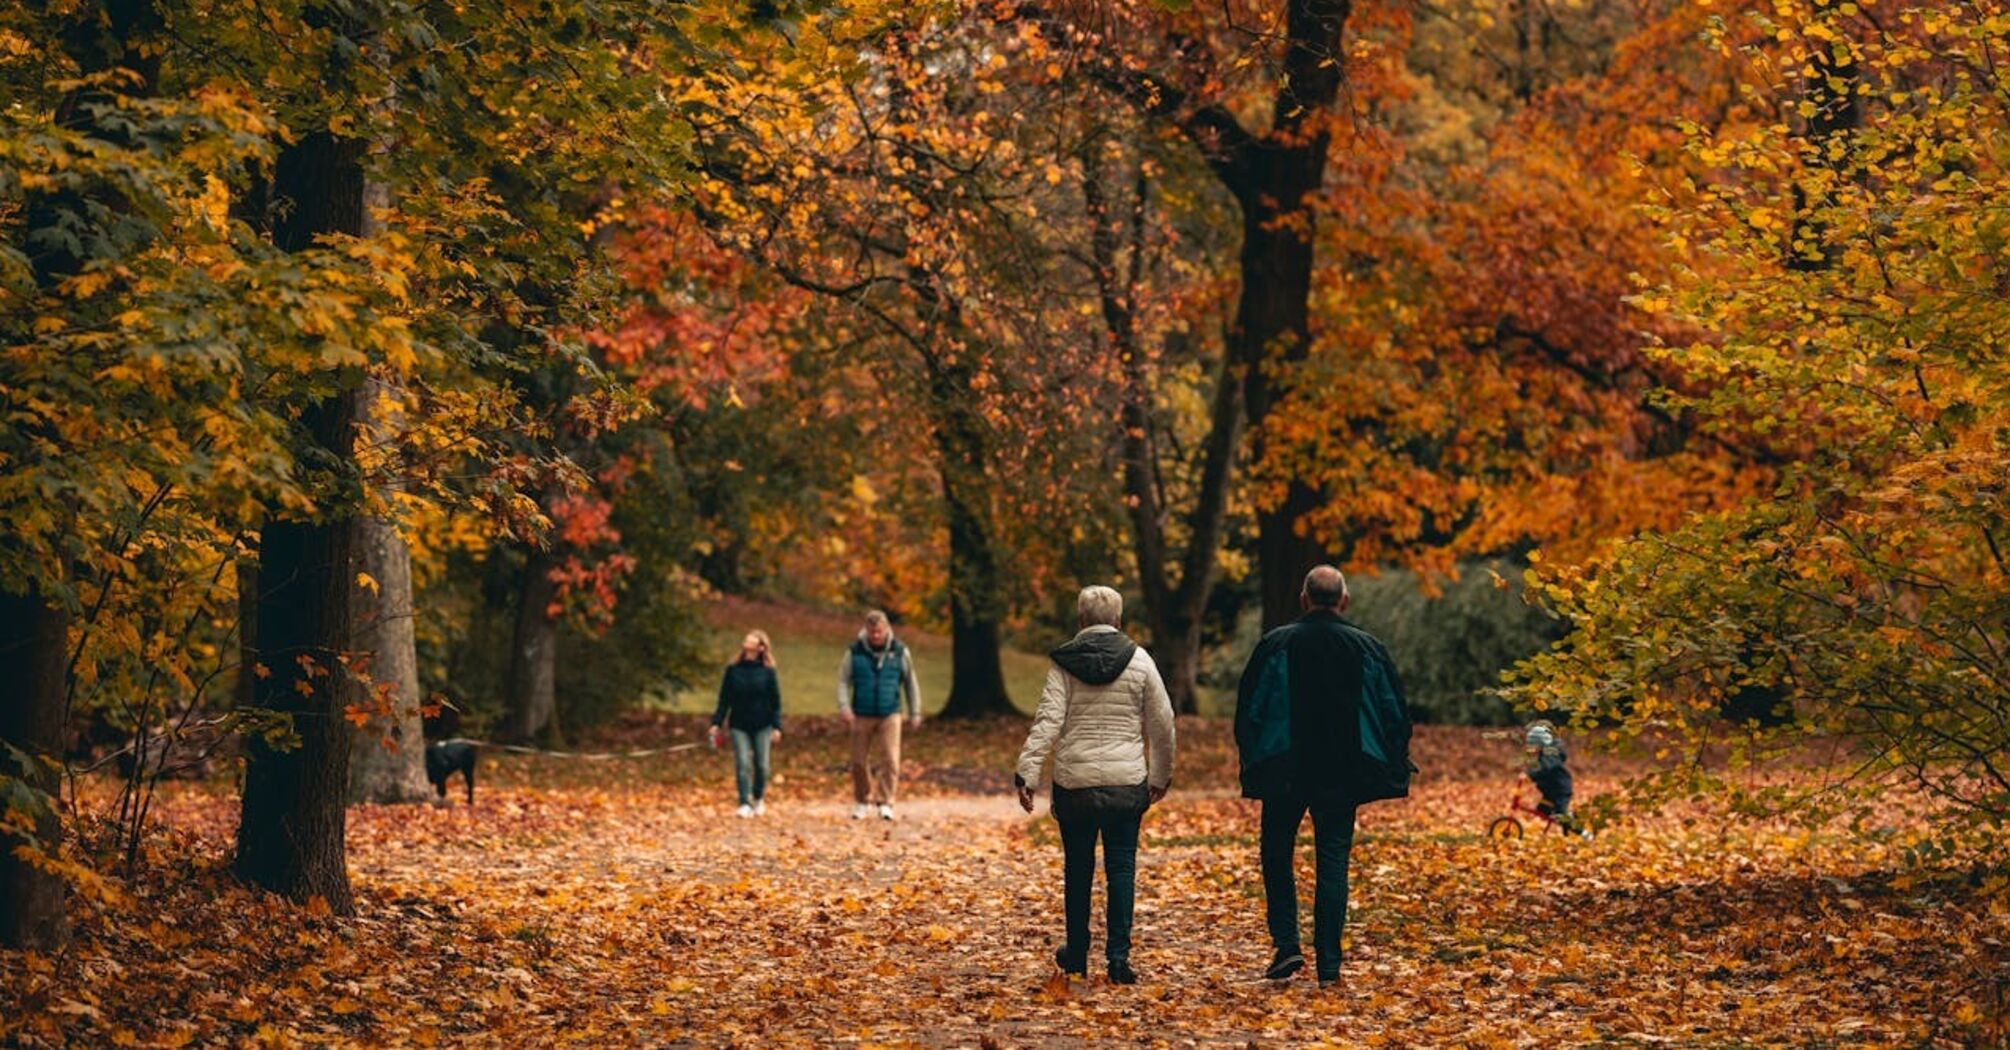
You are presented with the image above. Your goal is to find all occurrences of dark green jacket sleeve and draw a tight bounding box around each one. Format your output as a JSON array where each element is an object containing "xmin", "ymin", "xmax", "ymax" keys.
[{"xmin": 1233, "ymin": 633, "xmax": 1273, "ymax": 759}]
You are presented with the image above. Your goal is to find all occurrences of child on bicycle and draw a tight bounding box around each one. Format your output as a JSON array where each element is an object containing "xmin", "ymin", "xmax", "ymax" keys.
[{"xmin": 1524, "ymin": 720, "xmax": 1587, "ymax": 837}]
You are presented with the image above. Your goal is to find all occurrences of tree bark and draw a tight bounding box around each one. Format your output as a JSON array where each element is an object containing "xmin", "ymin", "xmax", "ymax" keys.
[
  {"xmin": 236, "ymin": 559, "xmax": 259, "ymax": 710},
  {"xmin": 504, "ymin": 547, "xmax": 561, "ymax": 744},
  {"xmin": 1229, "ymin": 63, "xmax": 1345, "ymax": 631},
  {"xmin": 234, "ymin": 128, "xmax": 368, "ymax": 913},
  {"xmin": 933, "ymin": 373, "xmax": 1013, "ymax": 719},
  {"xmin": 0, "ymin": 587, "xmax": 71, "ymax": 950},
  {"xmin": 346, "ymin": 515, "xmax": 431, "ymax": 804},
  {"xmin": 1083, "ymin": 151, "xmax": 1243, "ymax": 712},
  {"xmin": 1101, "ymin": 0, "xmax": 1352, "ymax": 632}
]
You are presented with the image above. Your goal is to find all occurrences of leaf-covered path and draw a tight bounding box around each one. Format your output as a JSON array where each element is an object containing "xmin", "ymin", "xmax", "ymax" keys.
[{"xmin": 4, "ymin": 722, "xmax": 2005, "ymax": 1048}]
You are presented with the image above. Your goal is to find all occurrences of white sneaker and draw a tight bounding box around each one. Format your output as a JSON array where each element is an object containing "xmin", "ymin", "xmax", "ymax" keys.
[
  {"xmin": 736, "ymin": 804, "xmax": 753, "ymax": 819},
  {"xmin": 878, "ymin": 804, "xmax": 895, "ymax": 821},
  {"xmin": 754, "ymin": 800, "xmax": 766, "ymax": 817},
  {"xmin": 851, "ymin": 803, "xmax": 870, "ymax": 820}
]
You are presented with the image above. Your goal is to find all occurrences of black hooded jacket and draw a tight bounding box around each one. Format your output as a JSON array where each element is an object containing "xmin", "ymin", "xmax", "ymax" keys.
[{"xmin": 1049, "ymin": 629, "xmax": 1138, "ymax": 686}]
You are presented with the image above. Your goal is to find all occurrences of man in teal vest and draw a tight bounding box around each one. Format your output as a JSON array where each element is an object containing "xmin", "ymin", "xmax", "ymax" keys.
[{"xmin": 837, "ymin": 610, "xmax": 922, "ymax": 820}]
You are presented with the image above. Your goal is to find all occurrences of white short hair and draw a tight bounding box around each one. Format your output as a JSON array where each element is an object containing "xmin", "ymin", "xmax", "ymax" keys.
[{"xmin": 1077, "ymin": 585, "xmax": 1123, "ymax": 627}]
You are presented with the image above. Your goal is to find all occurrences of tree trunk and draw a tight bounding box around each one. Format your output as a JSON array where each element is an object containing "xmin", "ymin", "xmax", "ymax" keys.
[
  {"xmin": 1083, "ymin": 154, "xmax": 1242, "ymax": 712},
  {"xmin": 943, "ymin": 608, "xmax": 1009, "ymax": 720},
  {"xmin": 1148, "ymin": 609, "xmax": 1207, "ymax": 714},
  {"xmin": 504, "ymin": 547, "xmax": 560, "ymax": 744},
  {"xmin": 932, "ymin": 363, "xmax": 1014, "ymax": 720},
  {"xmin": 1254, "ymin": 482, "xmax": 1328, "ymax": 631},
  {"xmin": 346, "ymin": 515, "xmax": 431, "ymax": 804},
  {"xmin": 236, "ymin": 559, "xmax": 259, "ymax": 709},
  {"xmin": 938, "ymin": 470, "xmax": 1012, "ymax": 719},
  {"xmin": 0, "ymin": 587, "xmax": 71, "ymax": 950},
  {"xmin": 1097, "ymin": 0, "xmax": 1351, "ymax": 634},
  {"xmin": 1232, "ymin": 136, "xmax": 1338, "ymax": 629},
  {"xmin": 234, "ymin": 128, "xmax": 368, "ymax": 913}
]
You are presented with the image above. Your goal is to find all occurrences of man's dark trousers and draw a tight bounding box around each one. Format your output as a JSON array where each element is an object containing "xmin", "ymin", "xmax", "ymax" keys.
[{"xmin": 1260, "ymin": 794, "xmax": 1358, "ymax": 979}]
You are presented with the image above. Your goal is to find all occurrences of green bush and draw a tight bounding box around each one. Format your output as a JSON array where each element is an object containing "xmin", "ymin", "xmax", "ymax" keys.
[{"xmin": 1201, "ymin": 561, "xmax": 1559, "ymax": 725}]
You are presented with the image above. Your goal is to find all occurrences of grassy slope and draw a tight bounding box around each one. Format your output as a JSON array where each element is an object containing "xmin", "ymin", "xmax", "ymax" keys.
[{"xmin": 663, "ymin": 596, "xmax": 1055, "ymax": 718}]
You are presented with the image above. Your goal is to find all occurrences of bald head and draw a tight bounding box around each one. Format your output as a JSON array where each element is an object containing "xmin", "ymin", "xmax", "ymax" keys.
[{"xmin": 1301, "ymin": 565, "xmax": 1349, "ymax": 612}]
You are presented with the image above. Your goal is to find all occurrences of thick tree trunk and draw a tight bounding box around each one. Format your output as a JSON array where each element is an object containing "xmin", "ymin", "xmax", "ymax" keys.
[
  {"xmin": 1254, "ymin": 483, "xmax": 1328, "ymax": 631},
  {"xmin": 932, "ymin": 364, "xmax": 1014, "ymax": 720},
  {"xmin": 504, "ymin": 548, "xmax": 560, "ymax": 744},
  {"xmin": 346, "ymin": 516, "xmax": 431, "ymax": 804},
  {"xmin": 938, "ymin": 473, "xmax": 1012, "ymax": 719},
  {"xmin": 1147, "ymin": 609, "xmax": 1207, "ymax": 715},
  {"xmin": 1246, "ymin": 0, "xmax": 1350, "ymax": 632},
  {"xmin": 234, "ymin": 128, "xmax": 367, "ymax": 913},
  {"xmin": 943, "ymin": 610, "xmax": 1009, "ymax": 720},
  {"xmin": 0, "ymin": 588, "xmax": 71, "ymax": 950},
  {"xmin": 1097, "ymin": 0, "xmax": 1352, "ymax": 634},
  {"xmin": 236, "ymin": 559, "xmax": 259, "ymax": 709},
  {"xmin": 236, "ymin": 482, "xmax": 360, "ymax": 910},
  {"xmin": 1232, "ymin": 140, "xmax": 1337, "ymax": 630}
]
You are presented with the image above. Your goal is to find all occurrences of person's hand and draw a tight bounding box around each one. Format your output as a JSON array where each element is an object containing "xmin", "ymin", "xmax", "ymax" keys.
[
  {"xmin": 708, "ymin": 726, "xmax": 723, "ymax": 749},
  {"xmin": 1017, "ymin": 785, "xmax": 1036, "ymax": 813},
  {"xmin": 1148, "ymin": 784, "xmax": 1168, "ymax": 807},
  {"xmin": 908, "ymin": 715, "xmax": 922, "ymax": 731},
  {"xmin": 771, "ymin": 729, "xmax": 782, "ymax": 745},
  {"xmin": 841, "ymin": 709, "xmax": 855, "ymax": 727}
]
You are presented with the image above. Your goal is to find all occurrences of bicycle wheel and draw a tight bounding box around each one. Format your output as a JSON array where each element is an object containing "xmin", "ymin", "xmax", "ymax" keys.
[{"xmin": 1487, "ymin": 816, "xmax": 1523, "ymax": 840}]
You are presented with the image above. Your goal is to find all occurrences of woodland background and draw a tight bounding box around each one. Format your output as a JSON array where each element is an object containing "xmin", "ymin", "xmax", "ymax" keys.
[{"xmin": 2, "ymin": 0, "xmax": 2007, "ymax": 1044}]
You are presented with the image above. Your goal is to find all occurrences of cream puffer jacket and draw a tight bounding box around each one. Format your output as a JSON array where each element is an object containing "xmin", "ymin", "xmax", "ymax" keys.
[{"xmin": 1015, "ymin": 626, "xmax": 1177, "ymax": 791}]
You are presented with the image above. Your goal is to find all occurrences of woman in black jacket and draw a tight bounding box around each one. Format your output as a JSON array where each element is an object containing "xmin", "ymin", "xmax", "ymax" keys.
[{"xmin": 709, "ymin": 630, "xmax": 783, "ymax": 817}]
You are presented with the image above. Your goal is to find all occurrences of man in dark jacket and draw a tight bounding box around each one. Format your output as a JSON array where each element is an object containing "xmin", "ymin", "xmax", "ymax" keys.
[{"xmin": 1235, "ymin": 565, "xmax": 1412, "ymax": 987}]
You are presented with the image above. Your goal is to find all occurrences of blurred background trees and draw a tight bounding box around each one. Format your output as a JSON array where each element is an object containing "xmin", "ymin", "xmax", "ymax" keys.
[{"xmin": 6, "ymin": 0, "xmax": 2006, "ymax": 944}]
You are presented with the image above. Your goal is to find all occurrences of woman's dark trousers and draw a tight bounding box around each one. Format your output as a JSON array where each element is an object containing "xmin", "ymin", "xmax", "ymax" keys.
[
  {"xmin": 1260, "ymin": 796, "xmax": 1359, "ymax": 980},
  {"xmin": 1054, "ymin": 789, "xmax": 1145, "ymax": 967}
]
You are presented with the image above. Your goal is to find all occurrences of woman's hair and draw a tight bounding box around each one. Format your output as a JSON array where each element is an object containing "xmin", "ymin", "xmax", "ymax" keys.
[
  {"xmin": 1077, "ymin": 585, "xmax": 1123, "ymax": 628},
  {"xmin": 741, "ymin": 629, "xmax": 776, "ymax": 667}
]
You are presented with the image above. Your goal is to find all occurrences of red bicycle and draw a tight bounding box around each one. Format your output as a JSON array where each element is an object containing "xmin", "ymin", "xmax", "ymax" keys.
[{"xmin": 1487, "ymin": 787, "xmax": 1572, "ymax": 839}]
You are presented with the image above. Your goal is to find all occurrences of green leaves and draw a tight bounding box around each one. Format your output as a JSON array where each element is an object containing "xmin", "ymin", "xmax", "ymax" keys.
[{"xmin": 1506, "ymin": 0, "xmax": 2010, "ymax": 846}]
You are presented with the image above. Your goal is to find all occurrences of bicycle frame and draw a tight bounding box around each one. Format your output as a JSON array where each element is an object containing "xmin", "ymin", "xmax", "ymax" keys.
[{"xmin": 1488, "ymin": 786, "xmax": 1565, "ymax": 840}]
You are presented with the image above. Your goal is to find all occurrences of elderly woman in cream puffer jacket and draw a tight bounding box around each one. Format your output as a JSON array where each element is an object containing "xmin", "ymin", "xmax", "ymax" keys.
[{"xmin": 1015, "ymin": 585, "xmax": 1177, "ymax": 985}]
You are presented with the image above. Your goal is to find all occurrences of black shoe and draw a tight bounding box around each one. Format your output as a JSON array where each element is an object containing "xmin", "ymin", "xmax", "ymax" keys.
[
  {"xmin": 1054, "ymin": 947, "xmax": 1086, "ymax": 976},
  {"xmin": 1264, "ymin": 948, "xmax": 1305, "ymax": 981},
  {"xmin": 1107, "ymin": 959, "xmax": 1137, "ymax": 985},
  {"xmin": 1318, "ymin": 972, "xmax": 1340, "ymax": 988}
]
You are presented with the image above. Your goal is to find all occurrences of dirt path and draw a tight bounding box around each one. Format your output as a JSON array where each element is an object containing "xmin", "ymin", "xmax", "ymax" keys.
[{"xmin": 344, "ymin": 787, "xmax": 1296, "ymax": 1047}]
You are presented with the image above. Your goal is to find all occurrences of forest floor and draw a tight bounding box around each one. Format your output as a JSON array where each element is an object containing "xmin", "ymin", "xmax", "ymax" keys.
[{"xmin": 2, "ymin": 719, "xmax": 2006, "ymax": 1048}]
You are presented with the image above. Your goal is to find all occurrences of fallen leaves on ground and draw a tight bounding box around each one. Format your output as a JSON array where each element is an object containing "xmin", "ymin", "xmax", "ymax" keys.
[{"xmin": 3, "ymin": 722, "xmax": 2005, "ymax": 1048}]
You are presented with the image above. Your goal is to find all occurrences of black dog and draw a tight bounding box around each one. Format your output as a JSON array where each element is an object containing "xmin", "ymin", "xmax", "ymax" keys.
[{"xmin": 424, "ymin": 739, "xmax": 477, "ymax": 804}]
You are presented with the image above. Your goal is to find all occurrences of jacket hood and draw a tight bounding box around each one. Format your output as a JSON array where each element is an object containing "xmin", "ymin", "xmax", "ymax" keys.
[{"xmin": 1050, "ymin": 625, "xmax": 1138, "ymax": 686}]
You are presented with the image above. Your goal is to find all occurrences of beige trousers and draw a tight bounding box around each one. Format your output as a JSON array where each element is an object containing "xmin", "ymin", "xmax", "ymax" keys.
[{"xmin": 850, "ymin": 715, "xmax": 903, "ymax": 805}]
